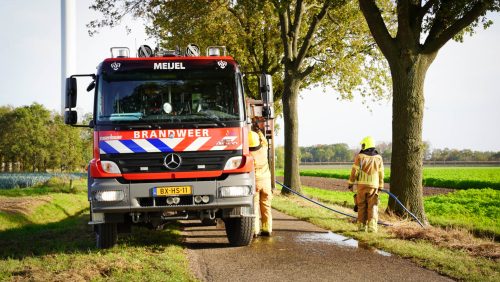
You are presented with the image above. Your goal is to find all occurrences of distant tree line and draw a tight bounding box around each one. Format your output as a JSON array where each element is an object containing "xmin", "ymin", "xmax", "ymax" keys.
[
  {"xmin": 429, "ymin": 148, "xmax": 500, "ymax": 162},
  {"xmin": 275, "ymin": 142, "xmax": 500, "ymax": 168},
  {"xmin": 0, "ymin": 103, "xmax": 92, "ymax": 172}
]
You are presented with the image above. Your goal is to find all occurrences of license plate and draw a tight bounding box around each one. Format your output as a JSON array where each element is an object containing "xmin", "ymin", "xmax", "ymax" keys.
[{"xmin": 153, "ymin": 186, "xmax": 192, "ymax": 196}]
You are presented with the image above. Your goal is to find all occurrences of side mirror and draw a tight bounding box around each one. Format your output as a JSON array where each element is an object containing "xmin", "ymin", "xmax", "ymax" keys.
[
  {"xmin": 65, "ymin": 77, "xmax": 77, "ymax": 108},
  {"xmin": 259, "ymin": 74, "xmax": 274, "ymax": 118},
  {"xmin": 64, "ymin": 110, "xmax": 77, "ymax": 125}
]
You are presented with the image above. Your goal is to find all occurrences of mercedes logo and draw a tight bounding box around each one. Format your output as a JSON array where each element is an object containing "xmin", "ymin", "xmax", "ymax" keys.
[{"xmin": 164, "ymin": 153, "xmax": 182, "ymax": 170}]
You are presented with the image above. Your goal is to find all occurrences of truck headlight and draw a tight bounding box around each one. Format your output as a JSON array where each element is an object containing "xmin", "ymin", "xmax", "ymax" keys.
[
  {"xmin": 219, "ymin": 186, "xmax": 251, "ymax": 197},
  {"xmin": 101, "ymin": 161, "xmax": 121, "ymax": 174},
  {"xmin": 94, "ymin": 190, "xmax": 124, "ymax": 202},
  {"xmin": 224, "ymin": 156, "xmax": 243, "ymax": 170}
]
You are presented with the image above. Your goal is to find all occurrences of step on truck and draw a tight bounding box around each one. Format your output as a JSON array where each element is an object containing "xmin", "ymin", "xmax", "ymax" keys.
[{"xmin": 64, "ymin": 44, "xmax": 274, "ymax": 248}]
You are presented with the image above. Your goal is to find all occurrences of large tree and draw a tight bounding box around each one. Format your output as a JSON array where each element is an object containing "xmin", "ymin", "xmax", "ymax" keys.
[
  {"xmin": 89, "ymin": 0, "xmax": 389, "ymax": 193},
  {"xmin": 359, "ymin": 0, "xmax": 499, "ymax": 221}
]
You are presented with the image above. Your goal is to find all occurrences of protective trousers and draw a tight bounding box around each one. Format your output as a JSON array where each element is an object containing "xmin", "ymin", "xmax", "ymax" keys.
[
  {"xmin": 254, "ymin": 176, "xmax": 273, "ymax": 235},
  {"xmin": 356, "ymin": 184, "xmax": 379, "ymax": 232}
]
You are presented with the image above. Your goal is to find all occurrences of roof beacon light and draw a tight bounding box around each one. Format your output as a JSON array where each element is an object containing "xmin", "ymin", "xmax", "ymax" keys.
[
  {"xmin": 186, "ymin": 43, "xmax": 200, "ymax": 57},
  {"xmin": 138, "ymin": 45, "xmax": 153, "ymax": 57},
  {"xmin": 110, "ymin": 47, "xmax": 130, "ymax": 58},
  {"xmin": 206, "ymin": 46, "xmax": 226, "ymax": 56}
]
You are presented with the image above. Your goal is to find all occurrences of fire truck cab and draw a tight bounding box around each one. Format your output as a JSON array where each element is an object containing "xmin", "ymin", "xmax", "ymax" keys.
[{"xmin": 64, "ymin": 45, "xmax": 274, "ymax": 248}]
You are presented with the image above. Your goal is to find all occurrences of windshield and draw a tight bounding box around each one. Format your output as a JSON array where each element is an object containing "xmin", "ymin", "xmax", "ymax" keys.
[{"xmin": 96, "ymin": 70, "xmax": 243, "ymax": 124}]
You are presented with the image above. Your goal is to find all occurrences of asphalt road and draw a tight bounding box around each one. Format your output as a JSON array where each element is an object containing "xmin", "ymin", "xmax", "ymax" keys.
[{"xmin": 181, "ymin": 210, "xmax": 453, "ymax": 282}]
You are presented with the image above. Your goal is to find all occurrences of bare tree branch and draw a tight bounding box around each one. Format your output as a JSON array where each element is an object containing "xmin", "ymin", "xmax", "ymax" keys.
[
  {"xmin": 359, "ymin": 0, "xmax": 396, "ymax": 59},
  {"xmin": 419, "ymin": 0, "xmax": 438, "ymax": 18},
  {"xmin": 291, "ymin": 0, "xmax": 305, "ymax": 57},
  {"xmin": 272, "ymin": 0, "xmax": 292, "ymax": 64},
  {"xmin": 423, "ymin": 1, "xmax": 490, "ymax": 53},
  {"xmin": 397, "ymin": 0, "xmax": 414, "ymax": 46},
  {"xmin": 298, "ymin": 65, "xmax": 315, "ymax": 80},
  {"xmin": 295, "ymin": 0, "xmax": 333, "ymax": 68}
]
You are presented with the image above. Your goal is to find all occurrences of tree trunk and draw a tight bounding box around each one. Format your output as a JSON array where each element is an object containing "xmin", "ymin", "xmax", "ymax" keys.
[
  {"xmin": 281, "ymin": 74, "xmax": 302, "ymax": 194},
  {"xmin": 388, "ymin": 54, "xmax": 435, "ymax": 223}
]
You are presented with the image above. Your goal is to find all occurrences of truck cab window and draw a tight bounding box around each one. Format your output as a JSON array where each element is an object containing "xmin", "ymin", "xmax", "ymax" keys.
[{"xmin": 97, "ymin": 70, "xmax": 242, "ymax": 124}]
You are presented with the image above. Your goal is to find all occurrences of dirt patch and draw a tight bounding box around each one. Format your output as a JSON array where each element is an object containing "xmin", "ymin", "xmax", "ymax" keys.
[
  {"xmin": 389, "ymin": 224, "xmax": 499, "ymax": 260},
  {"xmin": 277, "ymin": 176, "xmax": 454, "ymax": 196},
  {"xmin": 0, "ymin": 196, "xmax": 52, "ymax": 215}
]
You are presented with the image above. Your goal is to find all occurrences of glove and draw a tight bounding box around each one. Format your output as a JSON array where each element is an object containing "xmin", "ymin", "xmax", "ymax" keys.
[{"xmin": 348, "ymin": 184, "xmax": 353, "ymax": 191}]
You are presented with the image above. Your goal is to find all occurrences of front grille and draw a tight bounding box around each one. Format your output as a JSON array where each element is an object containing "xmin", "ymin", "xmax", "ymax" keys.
[
  {"xmin": 139, "ymin": 196, "xmax": 193, "ymax": 207},
  {"xmin": 101, "ymin": 150, "xmax": 240, "ymax": 173}
]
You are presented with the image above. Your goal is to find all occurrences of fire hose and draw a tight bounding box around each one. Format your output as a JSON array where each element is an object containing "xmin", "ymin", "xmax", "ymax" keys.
[
  {"xmin": 275, "ymin": 181, "xmax": 424, "ymax": 228},
  {"xmin": 380, "ymin": 189, "xmax": 424, "ymax": 227},
  {"xmin": 275, "ymin": 181, "xmax": 391, "ymax": 226}
]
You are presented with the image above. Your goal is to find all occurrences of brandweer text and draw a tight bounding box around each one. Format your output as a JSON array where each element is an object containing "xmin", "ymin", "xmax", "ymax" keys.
[{"xmin": 134, "ymin": 129, "xmax": 209, "ymax": 139}]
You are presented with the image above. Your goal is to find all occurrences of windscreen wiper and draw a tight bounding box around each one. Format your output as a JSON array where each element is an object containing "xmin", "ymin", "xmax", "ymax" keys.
[
  {"xmin": 113, "ymin": 124, "xmax": 152, "ymax": 130},
  {"xmin": 139, "ymin": 117, "xmax": 163, "ymax": 129},
  {"xmin": 194, "ymin": 113, "xmax": 226, "ymax": 127}
]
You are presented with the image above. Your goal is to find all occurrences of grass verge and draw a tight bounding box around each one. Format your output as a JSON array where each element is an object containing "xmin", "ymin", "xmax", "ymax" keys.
[
  {"xmin": 299, "ymin": 186, "xmax": 500, "ymax": 238},
  {"xmin": 272, "ymin": 193, "xmax": 499, "ymax": 281},
  {"xmin": 0, "ymin": 181, "xmax": 195, "ymax": 281}
]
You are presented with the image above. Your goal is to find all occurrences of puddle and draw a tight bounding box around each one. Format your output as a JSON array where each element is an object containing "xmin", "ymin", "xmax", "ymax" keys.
[{"xmin": 295, "ymin": 232, "xmax": 391, "ymax": 257}]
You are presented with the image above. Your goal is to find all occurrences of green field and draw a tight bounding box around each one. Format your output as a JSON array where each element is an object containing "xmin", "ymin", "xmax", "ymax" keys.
[
  {"xmin": 0, "ymin": 179, "xmax": 194, "ymax": 281},
  {"xmin": 278, "ymin": 166, "xmax": 500, "ymax": 190}
]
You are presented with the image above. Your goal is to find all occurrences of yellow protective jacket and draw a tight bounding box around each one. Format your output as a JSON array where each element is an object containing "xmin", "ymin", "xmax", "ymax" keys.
[
  {"xmin": 250, "ymin": 131, "xmax": 271, "ymax": 182},
  {"xmin": 348, "ymin": 149, "xmax": 384, "ymax": 189}
]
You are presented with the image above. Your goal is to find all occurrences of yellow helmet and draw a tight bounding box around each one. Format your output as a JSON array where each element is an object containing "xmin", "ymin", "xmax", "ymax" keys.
[
  {"xmin": 360, "ymin": 136, "xmax": 375, "ymax": 149},
  {"xmin": 248, "ymin": 131, "xmax": 260, "ymax": 148}
]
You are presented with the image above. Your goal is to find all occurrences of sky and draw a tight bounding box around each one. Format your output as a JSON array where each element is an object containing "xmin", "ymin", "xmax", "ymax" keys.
[{"xmin": 0, "ymin": 0, "xmax": 499, "ymax": 151}]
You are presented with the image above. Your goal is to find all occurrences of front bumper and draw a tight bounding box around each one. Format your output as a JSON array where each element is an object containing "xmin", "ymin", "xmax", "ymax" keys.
[{"xmin": 89, "ymin": 172, "xmax": 254, "ymax": 214}]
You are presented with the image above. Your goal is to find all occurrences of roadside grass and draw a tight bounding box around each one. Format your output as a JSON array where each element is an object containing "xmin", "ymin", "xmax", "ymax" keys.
[
  {"xmin": 278, "ymin": 166, "xmax": 500, "ymax": 190},
  {"xmin": 0, "ymin": 212, "xmax": 195, "ymax": 281},
  {"xmin": 0, "ymin": 179, "xmax": 88, "ymax": 231},
  {"xmin": 300, "ymin": 186, "xmax": 499, "ymax": 239},
  {"xmin": 272, "ymin": 193, "xmax": 500, "ymax": 282},
  {"xmin": 0, "ymin": 180, "xmax": 195, "ymax": 281}
]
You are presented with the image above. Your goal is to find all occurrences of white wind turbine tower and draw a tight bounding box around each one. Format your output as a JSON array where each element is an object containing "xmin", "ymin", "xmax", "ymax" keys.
[{"xmin": 61, "ymin": 0, "xmax": 76, "ymax": 114}]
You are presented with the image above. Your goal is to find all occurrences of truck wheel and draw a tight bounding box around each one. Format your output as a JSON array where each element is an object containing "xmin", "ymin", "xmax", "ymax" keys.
[
  {"xmin": 224, "ymin": 217, "xmax": 254, "ymax": 246},
  {"xmin": 96, "ymin": 223, "xmax": 117, "ymax": 249}
]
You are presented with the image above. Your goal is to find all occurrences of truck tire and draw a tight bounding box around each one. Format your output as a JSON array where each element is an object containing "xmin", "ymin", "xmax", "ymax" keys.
[
  {"xmin": 96, "ymin": 223, "xmax": 117, "ymax": 249},
  {"xmin": 224, "ymin": 217, "xmax": 254, "ymax": 246}
]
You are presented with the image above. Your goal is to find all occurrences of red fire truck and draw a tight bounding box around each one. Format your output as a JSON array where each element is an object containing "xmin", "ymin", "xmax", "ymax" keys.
[{"xmin": 64, "ymin": 45, "xmax": 274, "ymax": 248}]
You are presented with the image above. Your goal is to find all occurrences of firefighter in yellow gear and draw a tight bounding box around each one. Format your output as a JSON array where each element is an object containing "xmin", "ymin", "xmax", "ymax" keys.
[
  {"xmin": 348, "ymin": 136, "xmax": 384, "ymax": 232},
  {"xmin": 249, "ymin": 129, "xmax": 273, "ymax": 236}
]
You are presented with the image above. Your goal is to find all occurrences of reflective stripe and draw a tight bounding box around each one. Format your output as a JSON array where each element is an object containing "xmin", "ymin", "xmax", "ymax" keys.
[
  {"xmin": 120, "ymin": 140, "xmax": 147, "ymax": 153},
  {"xmin": 105, "ymin": 140, "xmax": 133, "ymax": 153},
  {"xmin": 184, "ymin": 137, "xmax": 211, "ymax": 151},
  {"xmin": 132, "ymin": 139, "xmax": 161, "ymax": 153},
  {"xmin": 146, "ymin": 138, "xmax": 173, "ymax": 152},
  {"xmin": 159, "ymin": 138, "xmax": 184, "ymax": 150}
]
